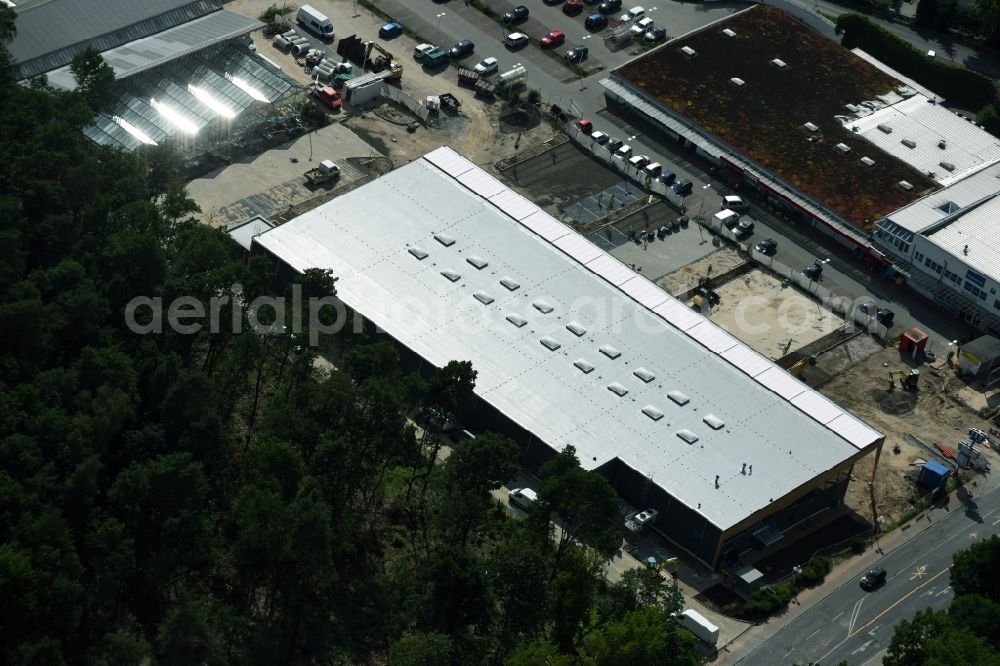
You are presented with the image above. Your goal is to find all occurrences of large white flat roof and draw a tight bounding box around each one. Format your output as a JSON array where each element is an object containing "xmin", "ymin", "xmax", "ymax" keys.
[
  {"xmin": 885, "ymin": 161, "xmax": 1000, "ymax": 234},
  {"xmin": 254, "ymin": 147, "xmax": 881, "ymax": 531}
]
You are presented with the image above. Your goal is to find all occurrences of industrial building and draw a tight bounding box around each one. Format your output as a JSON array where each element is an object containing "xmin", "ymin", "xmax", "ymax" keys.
[
  {"xmin": 248, "ymin": 146, "xmax": 884, "ymax": 567},
  {"xmin": 602, "ymin": 5, "xmax": 1000, "ymax": 273},
  {"xmin": 9, "ymin": 0, "xmax": 308, "ymax": 157}
]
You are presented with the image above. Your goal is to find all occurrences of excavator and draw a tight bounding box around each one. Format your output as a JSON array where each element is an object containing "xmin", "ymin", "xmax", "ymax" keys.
[
  {"xmin": 364, "ymin": 41, "xmax": 402, "ymax": 80},
  {"xmin": 888, "ymin": 368, "xmax": 920, "ymax": 391}
]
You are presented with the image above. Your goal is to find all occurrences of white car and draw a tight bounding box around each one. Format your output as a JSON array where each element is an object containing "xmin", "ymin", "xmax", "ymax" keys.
[
  {"xmin": 613, "ymin": 144, "xmax": 632, "ymax": 160},
  {"xmin": 509, "ymin": 488, "xmax": 538, "ymax": 510},
  {"xmin": 620, "ymin": 6, "xmax": 645, "ymax": 22},
  {"xmin": 414, "ymin": 43, "xmax": 436, "ymax": 61},
  {"xmin": 504, "ymin": 32, "xmax": 529, "ymax": 48},
  {"xmin": 630, "ymin": 17, "xmax": 654, "ymax": 35},
  {"xmin": 591, "ymin": 130, "xmax": 609, "ymax": 144},
  {"xmin": 474, "ymin": 56, "xmax": 499, "ymax": 75}
]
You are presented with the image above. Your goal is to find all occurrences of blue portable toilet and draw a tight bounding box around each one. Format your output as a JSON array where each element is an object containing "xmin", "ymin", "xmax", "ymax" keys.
[{"xmin": 919, "ymin": 460, "xmax": 950, "ymax": 490}]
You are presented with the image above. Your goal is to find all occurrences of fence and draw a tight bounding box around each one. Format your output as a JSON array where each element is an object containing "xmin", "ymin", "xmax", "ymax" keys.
[{"xmin": 379, "ymin": 83, "xmax": 431, "ymax": 122}]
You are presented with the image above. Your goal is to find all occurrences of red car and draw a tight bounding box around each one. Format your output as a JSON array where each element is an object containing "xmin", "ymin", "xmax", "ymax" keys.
[
  {"xmin": 563, "ymin": 0, "xmax": 584, "ymax": 14},
  {"xmin": 576, "ymin": 118, "xmax": 593, "ymax": 134},
  {"xmin": 540, "ymin": 30, "xmax": 566, "ymax": 48},
  {"xmin": 314, "ymin": 86, "xmax": 342, "ymax": 109}
]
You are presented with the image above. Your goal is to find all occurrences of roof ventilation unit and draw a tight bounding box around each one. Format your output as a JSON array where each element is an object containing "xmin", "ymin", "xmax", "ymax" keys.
[
  {"xmin": 771, "ymin": 58, "xmax": 786, "ymax": 68},
  {"xmin": 408, "ymin": 247, "xmax": 429, "ymax": 260},
  {"xmin": 860, "ymin": 156, "xmax": 875, "ymax": 167},
  {"xmin": 730, "ymin": 77, "xmax": 745, "ymax": 87},
  {"xmin": 642, "ymin": 405, "xmax": 664, "ymax": 421},
  {"xmin": 877, "ymin": 123, "xmax": 893, "ymax": 134},
  {"xmin": 532, "ymin": 300, "xmax": 554, "ymax": 314},
  {"xmin": 473, "ymin": 291, "xmax": 494, "ymax": 305},
  {"xmin": 599, "ymin": 344, "xmax": 622, "ymax": 359},
  {"xmin": 680, "ymin": 45, "xmax": 697, "ymax": 57},
  {"xmin": 722, "ymin": 28, "xmax": 737, "ymax": 38},
  {"xmin": 574, "ymin": 359, "xmax": 595, "ymax": 374},
  {"xmin": 466, "ymin": 255, "xmax": 488, "ymax": 269},
  {"xmin": 607, "ymin": 382, "xmax": 629, "ymax": 397},
  {"xmin": 899, "ymin": 180, "xmax": 914, "ymax": 191},
  {"xmin": 565, "ymin": 322, "xmax": 587, "ymax": 337},
  {"xmin": 938, "ymin": 139, "xmax": 947, "ymax": 149},
  {"xmin": 500, "ymin": 277, "xmax": 520, "ymax": 291},
  {"xmin": 434, "ymin": 233, "xmax": 455, "ymax": 247},
  {"xmin": 835, "ymin": 143, "xmax": 851, "ymax": 154},
  {"xmin": 667, "ymin": 390, "xmax": 690, "ymax": 406},
  {"xmin": 940, "ymin": 161, "xmax": 955, "ymax": 172},
  {"xmin": 901, "ymin": 138, "xmax": 917, "ymax": 149},
  {"xmin": 505, "ymin": 313, "xmax": 527, "ymax": 328},
  {"xmin": 540, "ymin": 336, "xmax": 561, "ymax": 351},
  {"xmin": 440, "ymin": 269, "xmax": 461, "ymax": 282},
  {"xmin": 633, "ymin": 367, "xmax": 655, "ymax": 383},
  {"xmin": 803, "ymin": 122, "xmax": 819, "ymax": 132},
  {"xmin": 703, "ymin": 414, "xmax": 725, "ymax": 430},
  {"xmin": 676, "ymin": 429, "xmax": 699, "ymax": 444}
]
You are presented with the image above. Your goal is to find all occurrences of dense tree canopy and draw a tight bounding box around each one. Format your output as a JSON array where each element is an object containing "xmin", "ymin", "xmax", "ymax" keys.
[{"xmin": 0, "ymin": 17, "xmax": 704, "ymax": 666}]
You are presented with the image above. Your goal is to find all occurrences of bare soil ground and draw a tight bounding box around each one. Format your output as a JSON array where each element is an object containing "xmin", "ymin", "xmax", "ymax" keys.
[
  {"xmin": 811, "ymin": 345, "xmax": 996, "ymax": 525},
  {"xmin": 656, "ymin": 247, "xmax": 744, "ymax": 297},
  {"xmin": 707, "ymin": 269, "xmax": 845, "ymax": 359}
]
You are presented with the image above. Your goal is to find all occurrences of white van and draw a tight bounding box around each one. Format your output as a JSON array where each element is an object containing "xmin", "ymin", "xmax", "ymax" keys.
[
  {"xmin": 676, "ymin": 609, "xmax": 720, "ymax": 645},
  {"xmin": 644, "ymin": 162, "xmax": 662, "ymax": 177},
  {"xmin": 714, "ymin": 209, "xmax": 740, "ymax": 230},
  {"xmin": 297, "ymin": 5, "xmax": 334, "ymax": 40},
  {"xmin": 721, "ymin": 195, "xmax": 749, "ymax": 212}
]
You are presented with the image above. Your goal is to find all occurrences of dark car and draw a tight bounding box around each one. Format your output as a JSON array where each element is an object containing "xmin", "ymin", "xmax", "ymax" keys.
[
  {"xmin": 659, "ymin": 170, "xmax": 676, "ymax": 185},
  {"xmin": 860, "ymin": 567, "xmax": 887, "ymax": 591},
  {"xmin": 563, "ymin": 0, "xmax": 584, "ymax": 14},
  {"xmin": 645, "ymin": 26, "xmax": 667, "ymax": 42},
  {"xmin": 503, "ymin": 5, "xmax": 529, "ymax": 23},
  {"xmin": 599, "ymin": 0, "xmax": 623, "ymax": 13},
  {"xmin": 607, "ymin": 137, "xmax": 624, "ymax": 151},
  {"xmin": 378, "ymin": 22, "xmax": 403, "ymax": 39},
  {"xmin": 734, "ymin": 219, "xmax": 755, "ymax": 237},
  {"xmin": 858, "ymin": 302, "xmax": 895, "ymax": 326},
  {"xmin": 804, "ymin": 262, "xmax": 823, "ymax": 281},
  {"xmin": 755, "ymin": 238, "xmax": 778, "ymax": 255},
  {"xmin": 585, "ymin": 13, "xmax": 609, "ymax": 30},
  {"xmin": 449, "ymin": 40, "xmax": 475, "ymax": 58},
  {"xmin": 565, "ymin": 45, "xmax": 589, "ymax": 63},
  {"xmin": 672, "ymin": 179, "xmax": 693, "ymax": 196}
]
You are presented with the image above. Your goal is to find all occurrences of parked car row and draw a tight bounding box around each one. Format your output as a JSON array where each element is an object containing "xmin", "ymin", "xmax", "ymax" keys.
[{"xmin": 576, "ymin": 119, "xmax": 691, "ymax": 195}]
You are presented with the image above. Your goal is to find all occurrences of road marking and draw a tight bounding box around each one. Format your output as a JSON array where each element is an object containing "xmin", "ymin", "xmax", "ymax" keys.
[
  {"xmin": 992, "ymin": 516, "xmax": 1000, "ymax": 526},
  {"xmin": 832, "ymin": 611, "xmax": 844, "ymax": 622},
  {"xmin": 850, "ymin": 567, "xmax": 952, "ymax": 639},
  {"xmin": 807, "ymin": 628, "xmax": 821, "ymax": 640},
  {"xmin": 936, "ymin": 586, "xmax": 952, "ymax": 597},
  {"xmin": 851, "ymin": 640, "xmax": 873, "ymax": 655},
  {"xmin": 868, "ymin": 625, "xmax": 880, "ymax": 637},
  {"xmin": 910, "ymin": 565, "xmax": 927, "ymax": 580},
  {"xmin": 782, "ymin": 648, "xmax": 795, "ymax": 658},
  {"xmin": 847, "ymin": 598, "xmax": 865, "ymax": 638}
]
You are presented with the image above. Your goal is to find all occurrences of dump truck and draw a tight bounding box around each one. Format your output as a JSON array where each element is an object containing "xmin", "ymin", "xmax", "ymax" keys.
[
  {"xmin": 364, "ymin": 41, "xmax": 402, "ymax": 79},
  {"xmin": 304, "ymin": 160, "xmax": 341, "ymax": 185}
]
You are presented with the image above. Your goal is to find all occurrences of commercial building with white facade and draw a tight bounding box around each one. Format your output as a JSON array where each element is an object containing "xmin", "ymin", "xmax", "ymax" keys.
[{"xmin": 248, "ymin": 146, "xmax": 884, "ymax": 568}]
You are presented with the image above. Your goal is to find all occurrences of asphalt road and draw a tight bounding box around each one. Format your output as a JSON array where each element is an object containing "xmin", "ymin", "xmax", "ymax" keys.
[{"xmin": 735, "ymin": 483, "xmax": 1000, "ymax": 666}]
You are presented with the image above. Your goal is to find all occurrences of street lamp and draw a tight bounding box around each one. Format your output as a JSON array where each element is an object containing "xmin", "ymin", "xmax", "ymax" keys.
[{"xmin": 435, "ymin": 13, "xmax": 446, "ymax": 39}]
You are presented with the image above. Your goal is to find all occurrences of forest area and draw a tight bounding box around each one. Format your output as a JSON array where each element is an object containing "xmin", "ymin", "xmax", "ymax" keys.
[{"xmin": 0, "ymin": 7, "xmax": 702, "ymax": 665}]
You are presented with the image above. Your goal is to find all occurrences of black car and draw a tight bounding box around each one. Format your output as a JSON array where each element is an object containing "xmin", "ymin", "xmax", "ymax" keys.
[
  {"xmin": 645, "ymin": 26, "xmax": 667, "ymax": 42},
  {"xmin": 585, "ymin": 13, "xmax": 609, "ymax": 30},
  {"xmin": 755, "ymin": 238, "xmax": 778, "ymax": 255},
  {"xmin": 599, "ymin": 0, "xmax": 622, "ymax": 13},
  {"xmin": 449, "ymin": 40, "xmax": 475, "ymax": 58},
  {"xmin": 804, "ymin": 262, "xmax": 823, "ymax": 281},
  {"xmin": 858, "ymin": 302, "xmax": 895, "ymax": 326},
  {"xmin": 503, "ymin": 5, "xmax": 529, "ymax": 23},
  {"xmin": 565, "ymin": 45, "xmax": 589, "ymax": 63},
  {"xmin": 672, "ymin": 179, "xmax": 693, "ymax": 196},
  {"xmin": 860, "ymin": 567, "xmax": 887, "ymax": 591}
]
